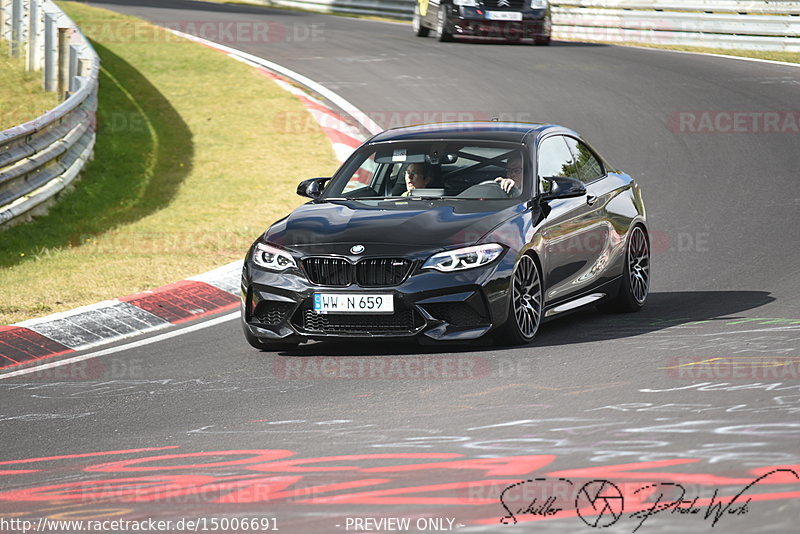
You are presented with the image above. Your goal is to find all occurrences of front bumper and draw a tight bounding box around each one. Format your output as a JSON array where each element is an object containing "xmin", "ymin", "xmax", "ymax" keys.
[
  {"xmin": 447, "ymin": 7, "xmax": 551, "ymax": 40},
  {"xmin": 241, "ymin": 251, "xmax": 515, "ymax": 343}
]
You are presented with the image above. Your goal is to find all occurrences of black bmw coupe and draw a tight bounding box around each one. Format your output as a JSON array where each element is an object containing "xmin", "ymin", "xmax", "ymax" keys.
[{"xmin": 241, "ymin": 122, "xmax": 649, "ymax": 350}]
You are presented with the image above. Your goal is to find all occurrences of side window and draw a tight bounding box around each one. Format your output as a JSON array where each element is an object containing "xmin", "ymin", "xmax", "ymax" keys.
[
  {"xmin": 564, "ymin": 137, "xmax": 604, "ymax": 184},
  {"xmin": 537, "ymin": 136, "xmax": 577, "ymax": 192}
]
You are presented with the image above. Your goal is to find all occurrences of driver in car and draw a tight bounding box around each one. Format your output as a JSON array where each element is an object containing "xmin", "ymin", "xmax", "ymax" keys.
[
  {"xmin": 494, "ymin": 155, "xmax": 523, "ymax": 196},
  {"xmin": 403, "ymin": 163, "xmax": 433, "ymax": 195}
]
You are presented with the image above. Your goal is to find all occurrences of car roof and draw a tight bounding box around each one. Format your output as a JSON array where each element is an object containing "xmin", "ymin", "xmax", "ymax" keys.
[{"xmin": 367, "ymin": 121, "xmax": 579, "ymax": 144}]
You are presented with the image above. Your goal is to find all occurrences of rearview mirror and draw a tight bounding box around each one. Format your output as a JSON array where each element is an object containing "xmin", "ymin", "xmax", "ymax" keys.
[
  {"xmin": 540, "ymin": 176, "xmax": 586, "ymax": 201},
  {"xmin": 297, "ymin": 177, "xmax": 330, "ymax": 199}
]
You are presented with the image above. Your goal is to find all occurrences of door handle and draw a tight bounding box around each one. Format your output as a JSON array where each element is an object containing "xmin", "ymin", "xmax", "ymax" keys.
[{"xmin": 586, "ymin": 194, "xmax": 598, "ymax": 206}]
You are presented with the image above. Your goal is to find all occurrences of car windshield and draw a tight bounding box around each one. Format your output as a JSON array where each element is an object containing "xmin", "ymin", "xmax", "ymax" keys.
[{"xmin": 322, "ymin": 142, "xmax": 527, "ymax": 201}]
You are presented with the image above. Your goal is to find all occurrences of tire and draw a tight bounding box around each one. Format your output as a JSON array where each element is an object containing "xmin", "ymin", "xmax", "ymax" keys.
[
  {"xmin": 534, "ymin": 17, "xmax": 552, "ymax": 45},
  {"xmin": 599, "ymin": 224, "xmax": 650, "ymax": 313},
  {"xmin": 413, "ymin": 4, "xmax": 430, "ymax": 37},
  {"xmin": 496, "ymin": 254, "xmax": 543, "ymax": 346},
  {"xmin": 436, "ymin": 6, "xmax": 453, "ymax": 42},
  {"xmin": 244, "ymin": 327, "xmax": 300, "ymax": 352}
]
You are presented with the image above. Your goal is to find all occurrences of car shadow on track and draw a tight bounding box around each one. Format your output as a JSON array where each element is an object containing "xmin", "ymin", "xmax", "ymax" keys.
[
  {"xmin": 275, "ymin": 290, "xmax": 775, "ymax": 356},
  {"xmin": 532, "ymin": 290, "xmax": 776, "ymax": 347},
  {"xmin": 455, "ymin": 39, "xmax": 610, "ymax": 48},
  {"xmin": 278, "ymin": 337, "xmax": 497, "ymax": 358}
]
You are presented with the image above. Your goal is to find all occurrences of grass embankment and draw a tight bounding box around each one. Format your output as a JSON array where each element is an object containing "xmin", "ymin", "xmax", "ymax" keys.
[
  {"xmin": 0, "ymin": 40, "xmax": 59, "ymax": 130},
  {"xmin": 592, "ymin": 41, "xmax": 800, "ymax": 65},
  {"xmin": 0, "ymin": 1, "xmax": 339, "ymax": 325}
]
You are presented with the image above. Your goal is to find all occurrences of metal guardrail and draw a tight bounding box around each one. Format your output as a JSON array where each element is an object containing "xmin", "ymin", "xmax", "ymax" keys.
[
  {"xmin": 250, "ymin": 0, "xmax": 800, "ymax": 52},
  {"xmin": 0, "ymin": 0, "xmax": 99, "ymax": 227},
  {"xmin": 550, "ymin": 1, "xmax": 800, "ymax": 52}
]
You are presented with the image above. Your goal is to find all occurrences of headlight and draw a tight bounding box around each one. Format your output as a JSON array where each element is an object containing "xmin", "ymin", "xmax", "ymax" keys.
[
  {"xmin": 252, "ymin": 242, "xmax": 297, "ymax": 271},
  {"xmin": 422, "ymin": 244, "xmax": 504, "ymax": 272},
  {"xmin": 530, "ymin": 0, "xmax": 548, "ymax": 9},
  {"xmin": 454, "ymin": 0, "xmax": 479, "ymax": 6}
]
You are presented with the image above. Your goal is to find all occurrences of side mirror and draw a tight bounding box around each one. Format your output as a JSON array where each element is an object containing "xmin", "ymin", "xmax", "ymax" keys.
[
  {"xmin": 540, "ymin": 176, "xmax": 586, "ymax": 201},
  {"xmin": 297, "ymin": 177, "xmax": 330, "ymax": 199}
]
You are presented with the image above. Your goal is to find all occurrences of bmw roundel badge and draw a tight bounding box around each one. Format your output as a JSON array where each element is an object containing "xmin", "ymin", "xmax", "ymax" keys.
[{"xmin": 350, "ymin": 244, "xmax": 365, "ymax": 254}]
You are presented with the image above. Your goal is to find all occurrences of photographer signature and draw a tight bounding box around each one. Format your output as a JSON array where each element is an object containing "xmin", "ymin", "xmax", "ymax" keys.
[{"xmin": 499, "ymin": 468, "xmax": 799, "ymax": 531}]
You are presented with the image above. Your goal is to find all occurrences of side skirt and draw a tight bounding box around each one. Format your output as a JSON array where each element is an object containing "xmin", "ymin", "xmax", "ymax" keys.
[{"xmin": 542, "ymin": 275, "xmax": 622, "ymax": 321}]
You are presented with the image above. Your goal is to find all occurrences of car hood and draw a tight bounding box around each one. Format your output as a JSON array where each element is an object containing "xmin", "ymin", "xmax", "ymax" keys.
[{"xmin": 264, "ymin": 200, "xmax": 523, "ymax": 253}]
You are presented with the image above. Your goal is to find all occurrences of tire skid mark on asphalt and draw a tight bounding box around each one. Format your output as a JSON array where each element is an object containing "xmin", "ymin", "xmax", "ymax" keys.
[{"xmin": 461, "ymin": 383, "xmax": 531, "ymax": 397}]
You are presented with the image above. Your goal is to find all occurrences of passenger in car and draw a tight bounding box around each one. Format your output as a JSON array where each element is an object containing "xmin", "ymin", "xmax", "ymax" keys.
[
  {"xmin": 494, "ymin": 155, "xmax": 523, "ymax": 195},
  {"xmin": 402, "ymin": 163, "xmax": 433, "ymax": 195}
]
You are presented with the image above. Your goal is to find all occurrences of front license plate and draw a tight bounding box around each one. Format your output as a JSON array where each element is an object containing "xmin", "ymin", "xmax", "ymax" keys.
[
  {"xmin": 313, "ymin": 293, "xmax": 394, "ymax": 314},
  {"xmin": 486, "ymin": 11, "xmax": 523, "ymax": 21}
]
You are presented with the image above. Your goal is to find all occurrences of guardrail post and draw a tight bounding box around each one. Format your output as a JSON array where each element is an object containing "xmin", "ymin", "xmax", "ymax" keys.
[
  {"xmin": 10, "ymin": 0, "xmax": 22, "ymax": 56},
  {"xmin": 0, "ymin": 0, "xmax": 8, "ymax": 43},
  {"xmin": 56, "ymin": 25, "xmax": 69, "ymax": 99},
  {"xmin": 0, "ymin": 0, "xmax": 100, "ymax": 228},
  {"xmin": 26, "ymin": 0, "xmax": 41, "ymax": 71},
  {"xmin": 77, "ymin": 55, "xmax": 91, "ymax": 78},
  {"xmin": 68, "ymin": 43, "xmax": 79, "ymax": 94},
  {"xmin": 43, "ymin": 10, "xmax": 56, "ymax": 91}
]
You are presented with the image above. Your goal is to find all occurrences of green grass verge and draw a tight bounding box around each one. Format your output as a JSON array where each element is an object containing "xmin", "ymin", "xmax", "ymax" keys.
[
  {"xmin": 0, "ymin": 40, "xmax": 59, "ymax": 130},
  {"xmin": 0, "ymin": 1, "xmax": 340, "ymax": 325},
  {"xmin": 574, "ymin": 40, "xmax": 800, "ymax": 65}
]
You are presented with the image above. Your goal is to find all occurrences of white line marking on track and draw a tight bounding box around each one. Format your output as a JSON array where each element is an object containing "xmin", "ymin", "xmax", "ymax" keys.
[
  {"xmin": 620, "ymin": 44, "xmax": 800, "ymax": 69},
  {"xmin": 657, "ymin": 326, "xmax": 800, "ymax": 337},
  {"xmin": 0, "ymin": 312, "xmax": 238, "ymax": 381}
]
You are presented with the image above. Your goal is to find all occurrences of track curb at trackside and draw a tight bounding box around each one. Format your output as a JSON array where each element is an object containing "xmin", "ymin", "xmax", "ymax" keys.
[{"xmin": 0, "ymin": 32, "xmax": 376, "ymax": 373}]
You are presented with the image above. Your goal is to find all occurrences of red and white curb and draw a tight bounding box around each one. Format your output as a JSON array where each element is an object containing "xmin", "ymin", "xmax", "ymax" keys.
[
  {"xmin": 0, "ymin": 261, "xmax": 242, "ymax": 371},
  {"xmin": 0, "ymin": 31, "xmax": 379, "ymax": 372}
]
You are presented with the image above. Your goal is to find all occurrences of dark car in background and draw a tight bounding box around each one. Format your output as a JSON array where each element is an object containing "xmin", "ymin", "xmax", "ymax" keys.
[
  {"xmin": 412, "ymin": 0, "xmax": 551, "ymax": 44},
  {"xmin": 241, "ymin": 122, "xmax": 649, "ymax": 350}
]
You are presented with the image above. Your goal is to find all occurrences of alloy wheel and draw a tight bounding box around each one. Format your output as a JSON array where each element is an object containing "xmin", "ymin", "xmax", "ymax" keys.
[
  {"xmin": 512, "ymin": 255, "xmax": 542, "ymax": 339},
  {"xmin": 628, "ymin": 226, "xmax": 650, "ymax": 305}
]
